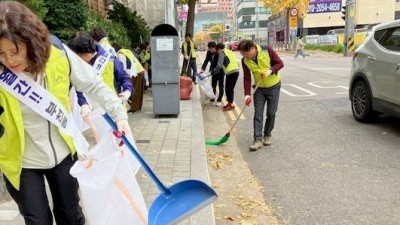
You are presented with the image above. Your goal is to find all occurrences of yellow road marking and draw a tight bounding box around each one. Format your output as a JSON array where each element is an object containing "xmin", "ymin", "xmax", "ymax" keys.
[{"xmin": 222, "ymin": 99, "xmax": 246, "ymax": 120}]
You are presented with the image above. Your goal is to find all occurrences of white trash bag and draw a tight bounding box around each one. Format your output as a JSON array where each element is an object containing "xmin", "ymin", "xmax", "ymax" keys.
[
  {"xmin": 70, "ymin": 132, "xmax": 147, "ymax": 225},
  {"xmin": 196, "ymin": 73, "xmax": 215, "ymax": 99}
]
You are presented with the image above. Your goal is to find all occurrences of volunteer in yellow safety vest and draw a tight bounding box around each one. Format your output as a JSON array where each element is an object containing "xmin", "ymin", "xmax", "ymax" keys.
[
  {"xmin": 238, "ymin": 40, "xmax": 284, "ymax": 151},
  {"xmin": 210, "ymin": 42, "xmax": 240, "ymax": 111},
  {"xmin": 113, "ymin": 43, "xmax": 146, "ymax": 113},
  {"xmin": 181, "ymin": 33, "xmax": 197, "ymax": 83},
  {"xmin": 0, "ymin": 2, "xmax": 131, "ymax": 224}
]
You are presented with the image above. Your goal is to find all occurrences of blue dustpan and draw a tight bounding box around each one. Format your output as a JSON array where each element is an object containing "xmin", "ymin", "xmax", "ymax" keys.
[
  {"xmin": 103, "ymin": 114, "xmax": 217, "ymax": 225},
  {"xmin": 195, "ymin": 73, "xmax": 212, "ymax": 80}
]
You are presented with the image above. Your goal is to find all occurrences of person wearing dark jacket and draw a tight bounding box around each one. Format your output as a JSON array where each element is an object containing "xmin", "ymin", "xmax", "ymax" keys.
[
  {"xmin": 239, "ymin": 40, "xmax": 284, "ymax": 151},
  {"xmin": 200, "ymin": 41, "xmax": 224, "ymax": 107},
  {"xmin": 211, "ymin": 43, "xmax": 240, "ymax": 111},
  {"xmin": 68, "ymin": 34, "xmax": 133, "ymax": 117}
]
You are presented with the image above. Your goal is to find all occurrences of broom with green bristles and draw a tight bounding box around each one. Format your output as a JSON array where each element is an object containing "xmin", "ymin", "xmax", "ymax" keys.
[{"xmin": 206, "ymin": 77, "xmax": 264, "ymax": 146}]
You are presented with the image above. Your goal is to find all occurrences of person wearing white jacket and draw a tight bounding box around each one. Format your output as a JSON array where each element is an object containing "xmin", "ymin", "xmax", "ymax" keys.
[{"xmin": 0, "ymin": 2, "xmax": 131, "ymax": 224}]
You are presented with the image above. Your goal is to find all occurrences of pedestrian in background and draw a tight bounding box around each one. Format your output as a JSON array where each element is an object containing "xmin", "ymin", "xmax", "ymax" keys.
[
  {"xmin": 294, "ymin": 35, "xmax": 306, "ymax": 59},
  {"xmin": 181, "ymin": 33, "xmax": 197, "ymax": 84},
  {"xmin": 200, "ymin": 41, "xmax": 224, "ymax": 107},
  {"xmin": 113, "ymin": 43, "xmax": 145, "ymax": 113},
  {"xmin": 0, "ymin": 1, "xmax": 131, "ymax": 224},
  {"xmin": 238, "ymin": 40, "xmax": 284, "ymax": 151},
  {"xmin": 211, "ymin": 42, "xmax": 239, "ymax": 111}
]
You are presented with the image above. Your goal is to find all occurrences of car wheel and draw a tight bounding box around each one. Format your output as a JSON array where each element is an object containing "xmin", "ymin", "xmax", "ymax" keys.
[{"xmin": 351, "ymin": 80, "xmax": 379, "ymax": 122}]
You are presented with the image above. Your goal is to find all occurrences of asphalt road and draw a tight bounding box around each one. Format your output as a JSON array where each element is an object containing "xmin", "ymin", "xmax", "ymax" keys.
[{"xmin": 212, "ymin": 51, "xmax": 400, "ymax": 225}]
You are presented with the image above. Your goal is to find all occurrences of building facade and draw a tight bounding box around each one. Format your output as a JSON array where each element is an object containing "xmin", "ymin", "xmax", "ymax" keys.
[
  {"xmin": 199, "ymin": 0, "xmax": 234, "ymax": 21},
  {"xmin": 267, "ymin": 0, "xmax": 400, "ymax": 43},
  {"xmin": 234, "ymin": 0, "xmax": 271, "ymax": 42}
]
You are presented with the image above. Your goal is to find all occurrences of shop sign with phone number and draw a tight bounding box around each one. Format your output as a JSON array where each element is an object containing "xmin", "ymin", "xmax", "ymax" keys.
[{"xmin": 308, "ymin": 0, "xmax": 342, "ymax": 14}]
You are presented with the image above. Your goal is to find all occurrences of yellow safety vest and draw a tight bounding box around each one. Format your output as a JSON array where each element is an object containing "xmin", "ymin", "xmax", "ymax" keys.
[
  {"xmin": 242, "ymin": 45, "xmax": 281, "ymax": 88},
  {"xmin": 222, "ymin": 48, "xmax": 239, "ymax": 75},
  {"xmin": 118, "ymin": 49, "xmax": 144, "ymax": 74},
  {"xmin": 183, "ymin": 41, "xmax": 197, "ymax": 58},
  {"xmin": 0, "ymin": 46, "xmax": 75, "ymax": 189}
]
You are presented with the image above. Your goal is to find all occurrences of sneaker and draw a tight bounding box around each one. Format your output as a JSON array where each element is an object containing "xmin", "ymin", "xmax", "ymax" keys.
[
  {"xmin": 249, "ymin": 140, "xmax": 263, "ymax": 151},
  {"xmin": 263, "ymin": 136, "xmax": 271, "ymax": 146},
  {"xmin": 215, "ymin": 101, "xmax": 222, "ymax": 107},
  {"xmin": 222, "ymin": 103, "xmax": 235, "ymax": 111}
]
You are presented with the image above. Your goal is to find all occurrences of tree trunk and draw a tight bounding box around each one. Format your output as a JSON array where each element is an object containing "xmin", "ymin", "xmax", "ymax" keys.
[{"xmin": 185, "ymin": 0, "xmax": 196, "ymax": 36}]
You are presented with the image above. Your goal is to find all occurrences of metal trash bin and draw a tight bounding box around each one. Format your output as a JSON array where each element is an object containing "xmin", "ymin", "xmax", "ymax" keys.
[{"xmin": 150, "ymin": 24, "xmax": 180, "ymax": 116}]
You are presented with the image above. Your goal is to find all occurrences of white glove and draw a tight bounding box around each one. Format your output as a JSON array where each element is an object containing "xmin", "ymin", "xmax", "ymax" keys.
[
  {"xmin": 80, "ymin": 104, "xmax": 91, "ymax": 119},
  {"xmin": 132, "ymin": 73, "xmax": 138, "ymax": 78},
  {"xmin": 266, "ymin": 70, "xmax": 272, "ymax": 76},
  {"xmin": 118, "ymin": 91, "xmax": 131, "ymax": 102},
  {"xmin": 184, "ymin": 55, "xmax": 189, "ymax": 60},
  {"xmin": 144, "ymin": 71, "xmax": 149, "ymax": 86},
  {"xmin": 116, "ymin": 119, "xmax": 132, "ymax": 137}
]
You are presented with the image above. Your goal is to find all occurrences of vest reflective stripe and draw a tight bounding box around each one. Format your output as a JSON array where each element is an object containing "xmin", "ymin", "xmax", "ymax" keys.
[
  {"xmin": 0, "ymin": 46, "xmax": 73, "ymax": 189},
  {"xmin": 183, "ymin": 41, "xmax": 197, "ymax": 58},
  {"xmin": 222, "ymin": 49, "xmax": 239, "ymax": 74},
  {"xmin": 243, "ymin": 45, "xmax": 281, "ymax": 88}
]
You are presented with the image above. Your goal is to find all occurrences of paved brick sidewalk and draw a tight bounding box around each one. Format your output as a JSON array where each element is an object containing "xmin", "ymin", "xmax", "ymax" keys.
[{"xmin": 0, "ymin": 85, "xmax": 215, "ymax": 225}]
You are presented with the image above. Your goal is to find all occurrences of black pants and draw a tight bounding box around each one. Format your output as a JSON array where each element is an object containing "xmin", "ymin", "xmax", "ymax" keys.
[
  {"xmin": 211, "ymin": 72, "xmax": 224, "ymax": 102},
  {"xmin": 4, "ymin": 156, "xmax": 85, "ymax": 225},
  {"xmin": 225, "ymin": 72, "xmax": 239, "ymax": 104},
  {"xmin": 182, "ymin": 58, "xmax": 197, "ymax": 81}
]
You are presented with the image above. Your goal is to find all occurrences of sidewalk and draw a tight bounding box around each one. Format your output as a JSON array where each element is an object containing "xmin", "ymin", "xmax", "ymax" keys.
[{"xmin": 0, "ymin": 85, "xmax": 215, "ymax": 225}]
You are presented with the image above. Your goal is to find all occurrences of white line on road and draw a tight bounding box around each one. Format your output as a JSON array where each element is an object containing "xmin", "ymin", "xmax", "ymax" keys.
[
  {"xmin": 307, "ymin": 81, "xmax": 348, "ymax": 90},
  {"xmin": 281, "ymin": 84, "xmax": 317, "ymax": 97}
]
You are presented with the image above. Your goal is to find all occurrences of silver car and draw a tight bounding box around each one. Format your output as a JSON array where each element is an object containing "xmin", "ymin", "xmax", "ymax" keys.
[{"xmin": 349, "ymin": 20, "xmax": 400, "ymax": 122}]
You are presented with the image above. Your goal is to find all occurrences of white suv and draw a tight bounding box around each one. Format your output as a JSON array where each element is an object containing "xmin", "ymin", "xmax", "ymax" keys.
[{"xmin": 349, "ymin": 20, "xmax": 400, "ymax": 122}]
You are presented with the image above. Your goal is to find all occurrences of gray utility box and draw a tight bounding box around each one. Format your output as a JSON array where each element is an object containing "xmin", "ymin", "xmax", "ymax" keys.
[{"xmin": 151, "ymin": 24, "xmax": 180, "ymax": 116}]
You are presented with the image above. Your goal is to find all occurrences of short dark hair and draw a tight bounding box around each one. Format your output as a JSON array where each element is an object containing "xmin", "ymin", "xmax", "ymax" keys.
[
  {"xmin": 216, "ymin": 42, "xmax": 225, "ymax": 50},
  {"xmin": 185, "ymin": 33, "xmax": 192, "ymax": 38},
  {"xmin": 112, "ymin": 43, "xmax": 121, "ymax": 52},
  {"xmin": 89, "ymin": 28, "xmax": 107, "ymax": 42},
  {"xmin": 207, "ymin": 41, "xmax": 216, "ymax": 48},
  {"xmin": 68, "ymin": 33, "xmax": 96, "ymax": 54},
  {"xmin": 238, "ymin": 40, "xmax": 255, "ymax": 52}
]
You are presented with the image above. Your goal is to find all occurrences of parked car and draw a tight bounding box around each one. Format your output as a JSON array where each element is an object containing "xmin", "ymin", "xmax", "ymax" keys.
[{"xmin": 349, "ymin": 20, "xmax": 400, "ymax": 122}]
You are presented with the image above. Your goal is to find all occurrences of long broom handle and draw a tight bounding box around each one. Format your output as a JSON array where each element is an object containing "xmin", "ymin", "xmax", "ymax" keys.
[
  {"xmin": 84, "ymin": 116, "xmax": 100, "ymax": 143},
  {"xmin": 102, "ymin": 114, "xmax": 172, "ymax": 196},
  {"xmin": 227, "ymin": 78, "xmax": 263, "ymax": 134},
  {"xmin": 185, "ymin": 57, "xmax": 190, "ymax": 74}
]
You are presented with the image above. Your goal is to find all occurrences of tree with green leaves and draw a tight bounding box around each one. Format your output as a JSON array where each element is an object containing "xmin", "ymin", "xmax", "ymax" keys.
[
  {"xmin": 43, "ymin": 0, "xmax": 89, "ymax": 40},
  {"xmin": 16, "ymin": 0, "xmax": 48, "ymax": 19},
  {"xmin": 86, "ymin": 11, "xmax": 131, "ymax": 48},
  {"xmin": 107, "ymin": 0, "xmax": 151, "ymax": 46}
]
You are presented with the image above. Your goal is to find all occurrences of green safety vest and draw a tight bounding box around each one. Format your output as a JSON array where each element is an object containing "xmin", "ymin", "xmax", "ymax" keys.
[
  {"xmin": 183, "ymin": 41, "xmax": 197, "ymax": 58},
  {"xmin": 0, "ymin": 46, "xmax": 75, "ymax": 189},
  {"xmin": 242, "ymin": 45, "xmax": 281, "ymax": 88},
  {"xmin": 222, "ymin": 48, "xmax": 239, "ymax": 75}
]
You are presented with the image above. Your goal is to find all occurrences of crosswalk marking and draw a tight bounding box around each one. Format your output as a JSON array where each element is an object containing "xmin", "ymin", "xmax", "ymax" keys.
[{"xmin": 281, "ymin": 84, "xmax": 317, "ymax": 96}]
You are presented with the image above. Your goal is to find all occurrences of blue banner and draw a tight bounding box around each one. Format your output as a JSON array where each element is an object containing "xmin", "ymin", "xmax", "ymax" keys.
[{"xmin": 308, "ymin": 0, "xmax": 342, "ymax": 14}]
